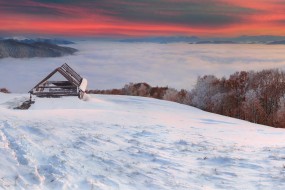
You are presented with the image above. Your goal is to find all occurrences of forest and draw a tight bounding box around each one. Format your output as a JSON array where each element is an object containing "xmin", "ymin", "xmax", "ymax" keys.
[{"xmin": 88, "ymin": 69, "xmax": 285, "ymax": 128}]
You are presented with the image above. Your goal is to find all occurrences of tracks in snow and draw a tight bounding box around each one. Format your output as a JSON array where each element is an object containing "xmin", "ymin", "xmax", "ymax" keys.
[{"xmin": 0, "ymin": 120, "xmax": 44, "ymax": 189}]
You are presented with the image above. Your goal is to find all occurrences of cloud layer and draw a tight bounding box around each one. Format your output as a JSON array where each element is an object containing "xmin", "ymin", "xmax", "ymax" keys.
[
  {"xmin": 1, "ymin": 0, "xmax": 285, "ymax": 36},
  {"xmin": 1, "ymin": 41, "xmax": 285, "ymax": 93}
]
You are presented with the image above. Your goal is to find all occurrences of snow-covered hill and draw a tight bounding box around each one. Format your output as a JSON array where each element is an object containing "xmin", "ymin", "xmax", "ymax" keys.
[
  {"xmin": 0, "ymin": 93, "xmax": 285, "ymax": 190},
  {"xmin": 0, "ymin": 39, "xmax": 77, "ymax": 59}
]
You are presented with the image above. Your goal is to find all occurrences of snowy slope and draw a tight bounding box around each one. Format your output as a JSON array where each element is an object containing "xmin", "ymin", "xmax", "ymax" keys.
[{"xmin": 0, "ymin": 93, "xmax": 285, "ymax": 190}]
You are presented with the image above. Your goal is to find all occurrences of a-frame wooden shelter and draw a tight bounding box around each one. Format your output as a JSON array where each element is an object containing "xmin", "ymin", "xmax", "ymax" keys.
[{"xmin": 29, "ymin": 63, "xmax": 87, "ymax": 99}]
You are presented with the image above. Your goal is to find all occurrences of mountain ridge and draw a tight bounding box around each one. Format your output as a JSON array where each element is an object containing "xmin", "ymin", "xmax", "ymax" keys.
[
  {"xmin": 119, "ymin": 35, "xmax": 285, "ymax": 44},
  {"xmin": 0, "ymin": 39, "xmax": 77, "ymax": 58}
]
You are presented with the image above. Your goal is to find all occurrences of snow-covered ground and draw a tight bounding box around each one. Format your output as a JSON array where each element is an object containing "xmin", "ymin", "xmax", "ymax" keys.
[{"xmin": 0, "ymin": 93, "xmax": 285, "ymax": 190}]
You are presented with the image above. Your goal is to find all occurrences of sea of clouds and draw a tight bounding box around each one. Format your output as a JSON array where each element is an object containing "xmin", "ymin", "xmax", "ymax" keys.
[{"xmin": 1, "ymin": 41, "xmax": 285, "ymax": 93}]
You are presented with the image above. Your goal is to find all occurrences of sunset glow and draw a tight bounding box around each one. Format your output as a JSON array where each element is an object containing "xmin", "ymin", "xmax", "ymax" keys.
[{"xmin": 1, "ymin": 0, "xmax": 285, "ymax": 37}]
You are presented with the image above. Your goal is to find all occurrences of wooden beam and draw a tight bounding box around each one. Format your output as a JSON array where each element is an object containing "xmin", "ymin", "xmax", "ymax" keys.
[
  {"xmin": 32, "ymin": 92, "xmax": 79, "ymax": 96},
  {"xmin": 61, "ymin": 63, "xmax": 82, "ymax": 83},
  {"xmin": 37, "ymin": 86, "xmax": 77, "ymax": 89},
  {"xmin": 29, "ymin": 68, "xmax": 59, "ymax": 93},
  {"xmin": 45, "ymin": 81, "xmax": 73, "ymax": 85},
  {"xmin": 58, "ymin": 68, "xmax": 80, "ymax": 86}
]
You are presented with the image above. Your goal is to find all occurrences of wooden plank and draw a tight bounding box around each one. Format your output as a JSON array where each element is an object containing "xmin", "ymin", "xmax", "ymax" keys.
[
  {"xmin": 29, "ymin": 68, "xmax": 59, "ymax": 93},
  {"xmin": 33, "ymin": 92, "xmax": 79, "ymax": 96},
  {"xmin": 45, "ymin": 81, "xmax": 73, "ymax": 85},
  {"xmin": 37, "ymin": 86, "xmax": 77, "ymax": 89},
  {"xmin": 61, "ymin": 64, "xmax": 82, "ymax": 83},
  {"xmin": 58, "ymin": 68, "xmax": 80, "ymax": 86},
  {"xmin": 61, "ymin": 63, "xmax": 82, "ymax": 82}
]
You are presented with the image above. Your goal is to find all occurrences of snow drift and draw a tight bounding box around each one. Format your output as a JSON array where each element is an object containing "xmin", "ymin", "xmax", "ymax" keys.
[{"xmin": 0, "ymin": 93, "xmax": 285, "ymax": 190}]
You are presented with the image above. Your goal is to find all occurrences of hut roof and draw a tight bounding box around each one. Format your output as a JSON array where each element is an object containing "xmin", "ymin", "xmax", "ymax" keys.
[{"xmin": 29, "ymin": 63, "xmax": 87, "ymax": 99}]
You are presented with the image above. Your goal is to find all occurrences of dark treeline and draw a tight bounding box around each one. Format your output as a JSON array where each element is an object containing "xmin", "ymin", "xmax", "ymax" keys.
[{"xmin": 88, "ymin": 69, "xmax": 285, "ymax": 128}]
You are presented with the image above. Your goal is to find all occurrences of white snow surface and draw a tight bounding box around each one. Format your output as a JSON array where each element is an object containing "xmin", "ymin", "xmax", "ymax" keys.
[
  {"xmin": 0, "ymin": 93, "xmax": 285, "ymax": 190},
  {"xmin": 79, "ymin": 78, "xmax": 88, "ymax": 92}
]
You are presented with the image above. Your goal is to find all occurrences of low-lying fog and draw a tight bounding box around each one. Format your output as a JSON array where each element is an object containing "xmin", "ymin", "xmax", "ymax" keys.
[{"xmin": 1, "ymin": 41, "xmax": 285, "ymax": 93}]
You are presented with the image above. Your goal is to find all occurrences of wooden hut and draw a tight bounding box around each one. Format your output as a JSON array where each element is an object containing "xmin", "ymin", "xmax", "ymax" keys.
[{"xmin": 29, "ymin": 63, "xmax": 87, "ymax": 99}]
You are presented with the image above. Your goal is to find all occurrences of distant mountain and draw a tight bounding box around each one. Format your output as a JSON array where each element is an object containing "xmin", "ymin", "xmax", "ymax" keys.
[
  {"xmin": 2, "ymin": 37, "xmax": 75, "ymax": 45},
  {"xmin": 200, "ymin": 35, "xmax": 285, "ymax": 44},
  {"xmin": 190, "ymin": 35, "xmax": 285, "ymax": 44},
  {"xmin": 193, "ymin": 40, "xmax": 237, "ymax": 44},
  {"xmin": 120, "ymin": 36, "xmax": 200, "ymax": 43},
  {"xmin": 120, "ymin": 35, "xmax": 285, "ymax": 44},
  {"xmin": 231, "ymin": 35, "xmax": 285, "ymax": 43},
  {"xmin": 0, "ymin": 39, "xmax": 77, "ymax": 58},
  {"xmin": 266, "ymin": 40, "xmax": 285, "ymax": 45},
  {"xmin": 19, "ymin": 38, "xmax": 75, "ymax": 45}
]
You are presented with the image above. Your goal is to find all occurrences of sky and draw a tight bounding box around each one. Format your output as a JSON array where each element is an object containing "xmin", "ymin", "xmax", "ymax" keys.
[{"xmin": 1, "ymin": 0, "xmax": 285, "ymax": 37}]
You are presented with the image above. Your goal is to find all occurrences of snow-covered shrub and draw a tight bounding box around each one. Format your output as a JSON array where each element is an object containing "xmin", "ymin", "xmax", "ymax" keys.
[{"xmin": 163, "ymin": 88, "xmax": 179, "ymax": 102}]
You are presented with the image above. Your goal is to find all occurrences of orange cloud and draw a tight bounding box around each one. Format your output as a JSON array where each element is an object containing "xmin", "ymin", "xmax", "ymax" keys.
[{"xmin": 1, "ymin": 0, "xmax": 285, "ymax": 37}]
